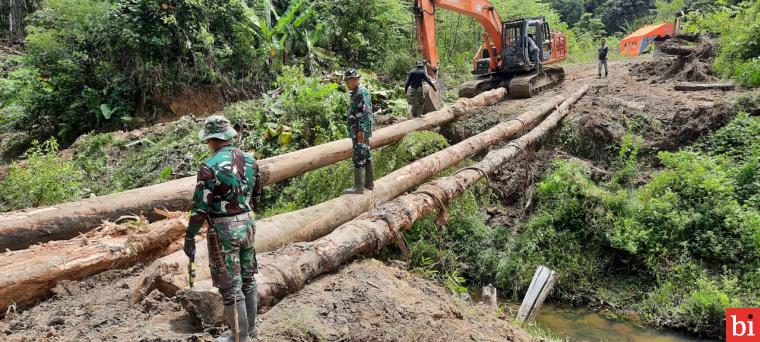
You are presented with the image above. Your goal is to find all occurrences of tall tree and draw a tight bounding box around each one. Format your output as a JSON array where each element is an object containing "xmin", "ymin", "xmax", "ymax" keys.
[
  {"xmin": 3, "ymin": 0, "xmax": 39, "ymax": 41},
  {"xmin": 597, "ymin": 0, "xmax": 654, "ymax": 33},
  {"xmin": 542, "ymin": 0, "xmax": 585, "ymax": 25}
]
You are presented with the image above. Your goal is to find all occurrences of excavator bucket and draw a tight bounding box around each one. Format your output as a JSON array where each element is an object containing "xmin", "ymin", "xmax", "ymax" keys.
[
  {"xmin": 408, "ymin": 78, "xmax": 444, "ymax": 116},
  {"xmin": 422, "ymin": 79, "xmax": 444, "ymax": 113}
]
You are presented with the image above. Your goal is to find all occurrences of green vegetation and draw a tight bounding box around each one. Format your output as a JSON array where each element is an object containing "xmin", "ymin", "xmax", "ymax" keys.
[
  {"xmin": 1, "ymin": 0, "xmax": 269, "ymax": 143},
  {"xmin": 52, "ymin": 68, "xmax": 393, "ymax": 199},
  {"xmin": 2, "ymin": 0, "xmax": 757, "ymax": 156},
  {"xmin": 402, "ymin": 109, "xmax": 760, "ymax": 338},
  {"xmin": 0, "ymin": 138, "xmax": 82, "ymax": 210},
  {"xmin": 685, "ymin": 0, "xmax": 760, "ymax": 86},
  {"xmin": 0, "ymin": 66, "xmax": 413, "ymax": 211}
]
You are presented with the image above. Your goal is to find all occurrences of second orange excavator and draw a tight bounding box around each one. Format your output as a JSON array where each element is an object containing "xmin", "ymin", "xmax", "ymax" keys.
[{"xmin": 414, "ymin": 0, "xmax": 568, "ymax": 98}]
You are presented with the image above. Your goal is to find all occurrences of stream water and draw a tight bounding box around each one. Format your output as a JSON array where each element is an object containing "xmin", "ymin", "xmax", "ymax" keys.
[{"xmin": 532, "ymin": 303, "xmax": 718, "ymax": 342}]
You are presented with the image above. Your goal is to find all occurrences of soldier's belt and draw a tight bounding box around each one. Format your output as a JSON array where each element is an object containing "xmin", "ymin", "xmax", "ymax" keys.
[{"xmin": 210, "ymin": 212, "xmax": 253, "ymax": 224}]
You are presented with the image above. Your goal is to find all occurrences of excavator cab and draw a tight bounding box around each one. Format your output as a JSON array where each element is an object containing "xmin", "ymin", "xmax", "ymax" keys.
[
  {"xmin": 502, "ymin": 17, "xmax": 549, "ymax": 73},
  {"xmin": 413, "ymin": 0, "xmax": 567, "ymax": 99}
]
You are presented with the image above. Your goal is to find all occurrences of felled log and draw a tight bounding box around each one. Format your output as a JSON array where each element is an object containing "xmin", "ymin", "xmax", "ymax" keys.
[
  {"xmin": 674, "ymin": 83, "xmax": 735, "ymax": 91},
  {"xmin": 133, "ymin": 90, "xmax": 570, "ymax": 301},
  {"xmin": 659, "ymin": 41, "xmax": 696, "ymax": 56},
  {"xmin": 0, "ymin": 87, "xmax": 507, "ymax": 251},
  {"xmin": 0, "ymin": 212, "xmax": 188, "ymax": 313},
  {"xmin": 180, "ymin": 85, "xmax": 590, "ymax": 323}
]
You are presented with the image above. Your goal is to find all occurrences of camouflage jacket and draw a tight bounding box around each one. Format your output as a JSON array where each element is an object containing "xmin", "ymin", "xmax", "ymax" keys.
[
  {"xmin": 186, "ymin": 145, "xmax": 260, "ymax": 238},
  {"xmin": 347, "ymin": 85, "xmax": 373, "ymax": 139}
]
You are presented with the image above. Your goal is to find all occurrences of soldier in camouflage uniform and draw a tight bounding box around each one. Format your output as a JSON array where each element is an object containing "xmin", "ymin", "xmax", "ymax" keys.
[
  {"xmin": 343, "ymin": 68, "xmax": 374, "ymax": 194},
  {"xmin": 184, "ymin": 116, "xmax": 260, "ymax": 342}
]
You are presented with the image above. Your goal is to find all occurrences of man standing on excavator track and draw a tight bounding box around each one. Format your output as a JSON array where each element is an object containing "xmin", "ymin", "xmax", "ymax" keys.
[
  {"xmin": 184, "ymin": 115, "xmax": 261, "ymax": 342},
  {"xmin": 405, "ymin": 60, "xmax": 437, "ymax": 117},
  {"xmin": 343, "ymin": 68, "xmax": 374, "ymax": 194}
]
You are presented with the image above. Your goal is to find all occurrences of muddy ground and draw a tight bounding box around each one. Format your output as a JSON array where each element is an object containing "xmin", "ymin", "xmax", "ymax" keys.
[
  {"xmin": 258, "ymin": 259, "xmax": 536, "ymax": 342},
  {"xmin": 0, "ymin": 259, "xmax": 538, "ymax": 342},
  {"xmin": 444, "ymin": 56, "xmax": 743, "ymax": 226},
  {"xmin": 0, "ymin": 56, "xmax": 748, "ymax": 341}
]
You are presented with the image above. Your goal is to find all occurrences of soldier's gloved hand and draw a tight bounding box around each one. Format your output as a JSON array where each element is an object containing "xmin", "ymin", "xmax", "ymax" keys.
[{"xmin": 183, "ymin": 236, "xmax": 196, "ymax": 258}]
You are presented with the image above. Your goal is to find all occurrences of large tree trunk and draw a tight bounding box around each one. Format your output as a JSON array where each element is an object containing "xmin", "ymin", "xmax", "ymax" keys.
[
  {"xmin": 0, "ymin": 212, "xmax": 188, "ymax": 313},
  {"xmin": 182, "ymin": 85, "xmax": 591, "ymax": 322},
  {"xmin": 132, "ymin": 90, "xmax": 569, "ymax": 300},
  {"xmin": 0, "ymin": 89, "xmax": 506, "ymax": 251},
  {"xmin": 5, "ymin": 0, "xmax": 36, "ymax": 41}
]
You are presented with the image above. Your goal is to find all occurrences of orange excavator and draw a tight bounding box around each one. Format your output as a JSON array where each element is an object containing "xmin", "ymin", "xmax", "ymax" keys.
[{"xmin": 414, "ymin": 0, "xmax": 568, "ymax": 98}]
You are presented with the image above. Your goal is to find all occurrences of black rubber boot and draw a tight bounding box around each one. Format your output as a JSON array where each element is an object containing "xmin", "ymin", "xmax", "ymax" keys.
[
  {"xmin": 343, "ymin": 167, "xmax": 365, "ymax": 194},
  {"xmin": 364, "ymin": 160, "xmax": 374, "ymax": 190},
  {"xmin": 216, "ymin": 301, "xmax": 250, "ymax": 342},
  {"xmin": 244, "ymin": 290, "xmax": 257, "ymax": 339}
]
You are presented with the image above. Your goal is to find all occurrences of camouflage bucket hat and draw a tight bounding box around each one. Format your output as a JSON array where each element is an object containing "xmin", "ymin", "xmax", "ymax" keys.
[
  {"xmin": 199, "ymin": 115, "xmax": 237, "ymax": 141},
  {"xmin": 343, "ymin": 68, "xmax": 360, "ymax": 81}
]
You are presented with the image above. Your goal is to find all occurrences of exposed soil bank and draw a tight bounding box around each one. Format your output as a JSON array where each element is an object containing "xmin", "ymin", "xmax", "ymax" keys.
[
  {"xmin": 259, "ymin": 259, "xmax": 536, "ymax": 342},
  {"xmin": 0, "ymin": 260, "xmax": 536, "ymax": 341}
]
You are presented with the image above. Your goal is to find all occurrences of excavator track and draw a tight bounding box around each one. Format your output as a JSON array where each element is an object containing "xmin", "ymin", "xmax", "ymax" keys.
[
  {"xmin": 508, "ymin": 67, "xmax": 566, "ymax": 99},
  {"xmin": 458, "ymin": 78, "xmax": 496, "ymax": 98}
]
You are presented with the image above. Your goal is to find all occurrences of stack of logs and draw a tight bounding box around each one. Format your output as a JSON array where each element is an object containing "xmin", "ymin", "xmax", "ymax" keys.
[{"xmin": 0, "ymin": 84, "xmax": 591, "ymax": 327}]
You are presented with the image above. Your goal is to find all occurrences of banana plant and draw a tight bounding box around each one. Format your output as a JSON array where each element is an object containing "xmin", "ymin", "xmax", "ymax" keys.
[
  {"xmin": 303, "ymin": 23, "xmax": 326, "ymax": 73},
  {"xmin": 246, "ymin": 0, "xmax": 315, "ymax": 69}
]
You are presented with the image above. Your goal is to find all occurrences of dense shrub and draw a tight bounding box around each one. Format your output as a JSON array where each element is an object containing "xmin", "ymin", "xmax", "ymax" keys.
[
  {"xmin": 1, "ymin": 0, "xmax": 268, "ymax": 143},
  {"xmin": 687, "ymin": 1, "xmax": 760, "ymax": 86},
  {"xmin": 0, "ymin": 138, "xmax": 82, "ymax": 210},
  {"xmin": 405, "ymin": 114, "xmax": 760, "ymax": 337},
  {"xmin": 313, "ymin": 0, "xmax": 414, "ymax": 72}
]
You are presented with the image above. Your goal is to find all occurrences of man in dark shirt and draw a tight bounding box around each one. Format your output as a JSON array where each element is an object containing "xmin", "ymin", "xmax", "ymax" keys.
[
  {"xmin": 405, "ymin": 61, "xmax": 437, "ymax": 117},
  {"xmin": 598, "ymin": 38, "xmax": 609, "ymax": 78}
]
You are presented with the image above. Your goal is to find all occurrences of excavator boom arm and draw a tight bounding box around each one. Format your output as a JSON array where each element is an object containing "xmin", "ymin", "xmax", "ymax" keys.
[{"xmin": 414, "ymin": 0, "xmax": 503, "ymax": 77}]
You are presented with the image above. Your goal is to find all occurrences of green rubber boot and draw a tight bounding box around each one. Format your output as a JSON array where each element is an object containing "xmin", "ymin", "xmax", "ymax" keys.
[
  {"xmin": 215, "ymin": 301, "xmax": 250, "ymax": 342},
  {"xmin": 364, "ymin": 160, "xmax": 374, "ymax": 190},
  {"xmin": 343, "ymin": 167, "xmax": 365, "ymax": 194},
  {"xmin": 244, "ymin": 290, "xmax": 257, "ymax": 339}
]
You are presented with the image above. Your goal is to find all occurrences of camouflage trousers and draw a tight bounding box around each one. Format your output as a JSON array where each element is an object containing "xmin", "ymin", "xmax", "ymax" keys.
[
  {"xmin": 208, "ymin": 213, "xmax": 258, "ymax": 305},
  {"xmin": 407, "ymin": 87, "xmax": 425, "ymax": 117},
  {"xmin": 352, "ymin": 138, "xmax": 372, "ymax": 168}
]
